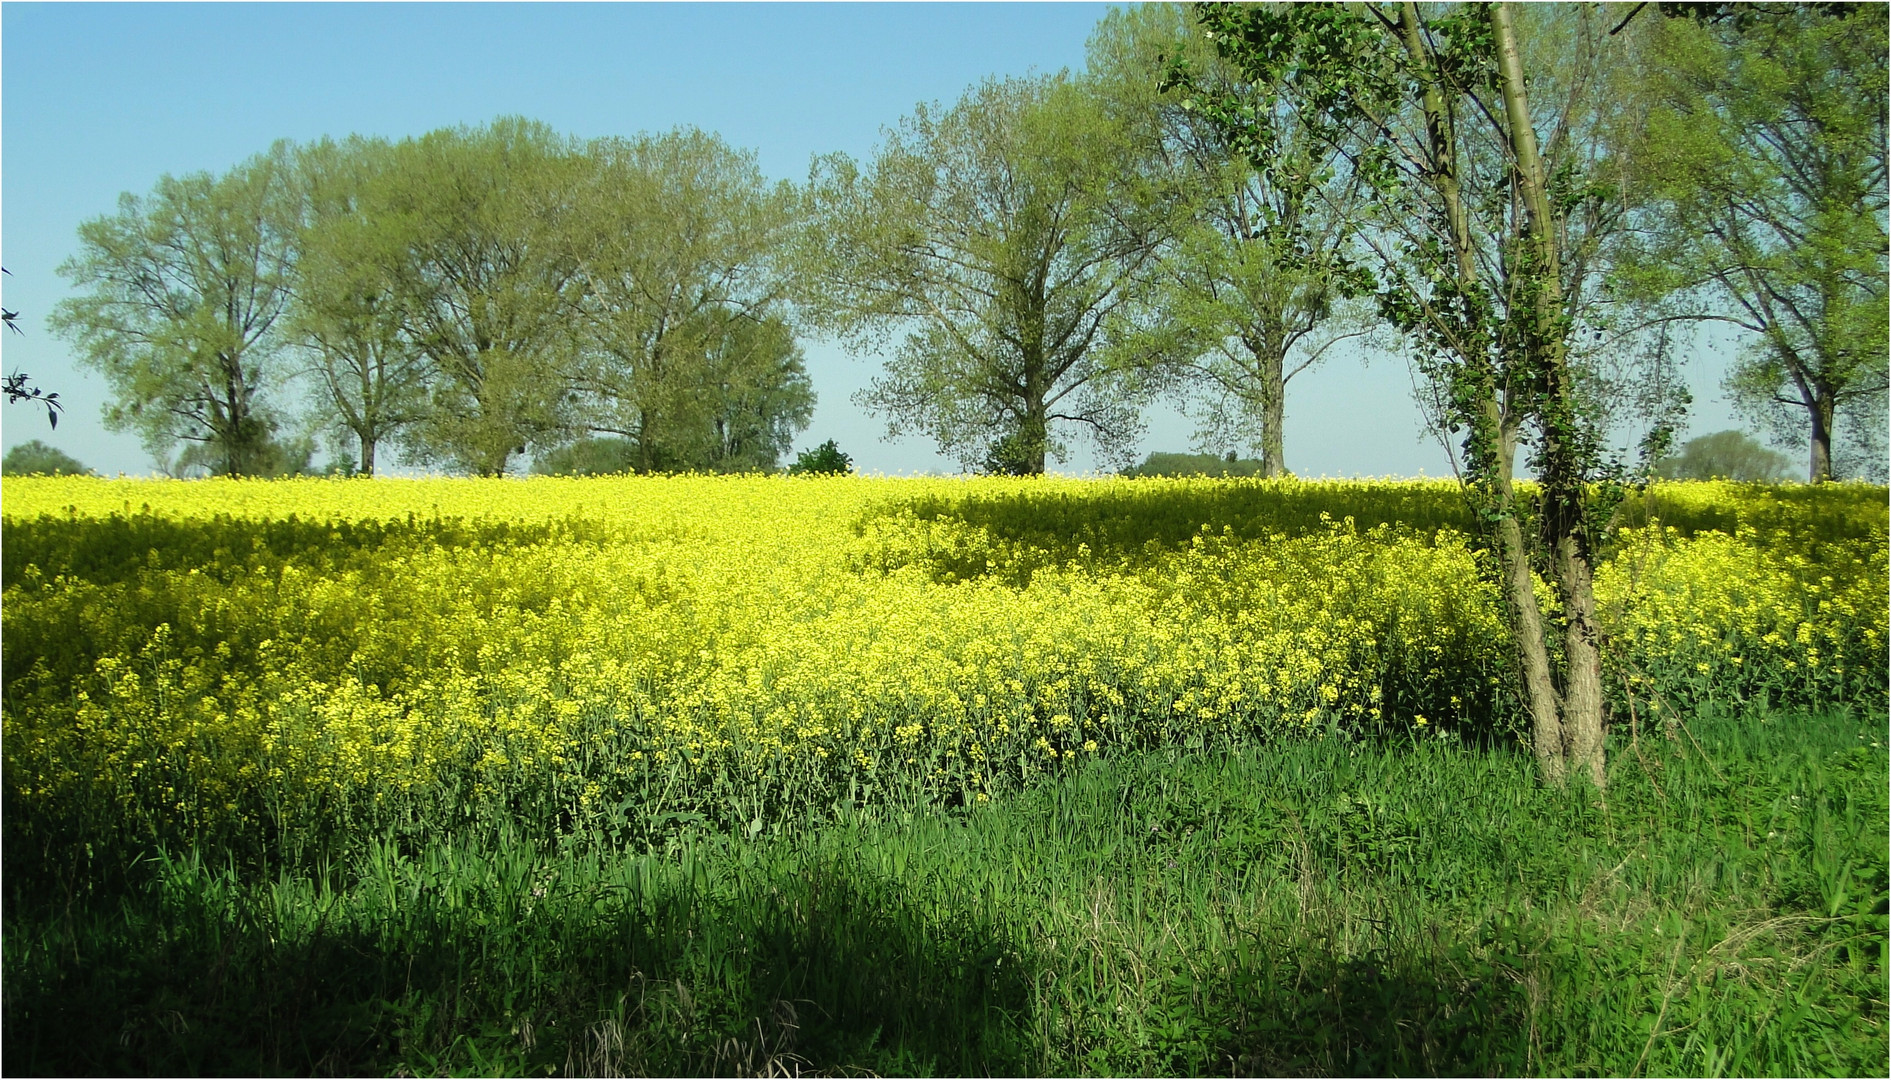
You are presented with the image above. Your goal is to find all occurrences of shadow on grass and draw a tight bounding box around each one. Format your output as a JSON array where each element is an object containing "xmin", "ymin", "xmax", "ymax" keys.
[
  {"xmin": 1183, "ymin": 933, "xmax": 1535, "ymax": 1077},
  {"xmin": 6, "ymin": 847, "xmax": 1550, "ymax": 1078},
  {"xmin": 2, "ymin": 854, "xmax": 1037, "ymax": 1077}
]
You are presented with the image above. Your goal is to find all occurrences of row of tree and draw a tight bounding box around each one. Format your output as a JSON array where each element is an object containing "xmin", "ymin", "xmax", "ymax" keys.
[
  {"xmin": 52, "ymin": 122, "xmax": 812, "ymax": 477},
  {"xmin": 803, "ymin": 1, "xmax": 1885, "ymax": 485},
  {"xmin": 49, "ymin": 4, "xmax": 1885, "ymax": 491}
]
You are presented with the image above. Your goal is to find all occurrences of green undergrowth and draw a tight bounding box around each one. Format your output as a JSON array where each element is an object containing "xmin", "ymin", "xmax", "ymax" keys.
[{"xmin": 5, "ymin": 709, "xmax": 1885, "ymax": 1077}]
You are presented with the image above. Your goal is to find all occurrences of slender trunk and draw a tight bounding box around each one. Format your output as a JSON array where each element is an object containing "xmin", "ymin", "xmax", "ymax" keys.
[
  {"xmin": 1494, "ymin": 0, "xmax": 1604, "ymax": 786},
  {"xmin": 1020, "ymin": 338, "xmax": 1050, "ymax": 475},
  {"xmin": 1400, "ymin": 1, "xmax": 1567, "ymax": 778},
  {"xmin": 1809, "ymin": 393, "xmax": 1834, "ymax": 483},
  {"xmin": 359, "ymin": 434, "xmax": 376, "ymax": 477},
  {"xmin": 1493, "ymin": 427, "xmax": 1568, "ymax": 785},
  {"xmin": 1551, "ymin": 521, "xmax": 1606, "ymax": 785},
  {"xmin": 223, "ymin": 356, "xmax": 250, "ymax": 478}
]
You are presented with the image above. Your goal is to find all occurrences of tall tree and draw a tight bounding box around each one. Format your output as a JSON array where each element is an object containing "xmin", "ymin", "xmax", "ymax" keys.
[
  {"xmin": 1629, "ymin": 3, "xmax": 1888, "ymax": 482},
  {"xmin": 374, "ymin": 119, "xmax": 587, "ymax": 476},
  {"xmin": 800, "ymin": 74, "xmax": 1174, "ymax": 475},
  {"xmin": 1091, "ymin": 3, "xmax": 1375, "ymax": 478},
  {"xmin": 50, "ymin": 143, "xmax": 302, "ymax": 475},
  {"xmin": 571, "ymin": 130, "xmax": 807, "ymax": 472},
  {"xmin": 289, "ymin": 136, "xmax": 430, "ymax": 476},
  {"xmin": 1196, "ymin": 2, "xmax": 1658, "ymax": 786}
]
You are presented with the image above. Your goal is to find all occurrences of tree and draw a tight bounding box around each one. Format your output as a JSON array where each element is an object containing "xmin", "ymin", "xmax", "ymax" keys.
[
  {"xmin": 1196, "ymin": 2, "xmax": 1659, "ymax": 786},
  {"xmin": 1630, "ymin": 3, "xmax": 1888, "ymax": 482},
  {"xmin": 372, "ymin": 119, "xmax": 588, "ymax": 476},
  {"xmin": 2, "ymin": 440, "xmax": 91, "ymax": 476},
  {"xmin": 571, "ymin": 130, "xmax": 808, "ymax": 472},
  {"xmin": 691, "ymin": 309, "xmax": 815, "ymax": 472},
  {"xmin": 164, "ymin": 430, "xmax": 314, "ymax": 479},
  {"xmin": 788, "ymin": 439, "xmax": 853, "ymax": 476},
  {"xmin": 800, "ymin": 74, "xmax": 1174, "ymax": 475},
  {"xmin": 1652, "ymin": 428, "xmax": 1792, "ymax": 481},
  {"xmin": 289, "ymin": 136, "xmax": 430, "ymax": 476},
  {"xmin": 1091, "ymin": 3, "xmax": 1376, "ymax": 478},
  {"xmin": 50, "ymin": 144, "xmax": 302, "ymax": 476}
]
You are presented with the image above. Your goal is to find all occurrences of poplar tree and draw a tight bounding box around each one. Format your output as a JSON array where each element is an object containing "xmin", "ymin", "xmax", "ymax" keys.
[{"xmin": 1194, "ymin": 2, "xmax": 1658, "ymax": 785}]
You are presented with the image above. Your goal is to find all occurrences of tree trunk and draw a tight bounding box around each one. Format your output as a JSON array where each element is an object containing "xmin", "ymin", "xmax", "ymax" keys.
[
  {"xmin": 359, "ymin": 434, "xmax": 377, "ymax": 477},
  {"xmin": 637, "ymin": 407, "xmax": 654, "ymax": 475},
  {"xmin": 1550, "ymin": 515, "xmax": 1606, "ymax": 786},
  {"xmin": 1494, "ymin": 433, "xmax": 1569, "ymax": 785},
  {"xmin": 1259, "ymin": 340, "xmax": 1286, "ymax": 479},
  {"xmin": 1399, "ymin": 1, "xmax": 1569, "ymax": 781},
  {"xmin": 1020, "ymin": 401, "xmax": 1049, "ymax": 475},
  {"xmin": 1494, "ymin": 0, "xmax": 1605, "ymax": 787},
  {"xmin": 1809, "ymin": 393, "xmax": 1835, "ymax": 483}
]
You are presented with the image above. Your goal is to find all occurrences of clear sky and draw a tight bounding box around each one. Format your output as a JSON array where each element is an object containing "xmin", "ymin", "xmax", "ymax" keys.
[{"xmin": 1, "ymin": 1, "xmax": 1746, "ymax": 478}]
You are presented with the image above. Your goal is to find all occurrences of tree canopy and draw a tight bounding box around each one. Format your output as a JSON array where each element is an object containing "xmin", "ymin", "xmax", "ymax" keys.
[
  {"xmin": 1628, "ymin": 2, "xmax": 1889, "ymax": 482},
  {"xmin": 799, "ymin": 73, "xmax": 1174, "ymax": 475},
  {"xmin": 1092, "ymin": 2, "xmax": 1376, "ymax": 478},
  {"xmin": 51, "ymin": 143, "xmax": 304, "ymax": 476},
  {"xmin": 2, "ymin": 439, "xmax": 92, "ymax": 477},
  {"xmin": 1653, "ymin": 429, "xmax": 1793, "ymax": 482}
]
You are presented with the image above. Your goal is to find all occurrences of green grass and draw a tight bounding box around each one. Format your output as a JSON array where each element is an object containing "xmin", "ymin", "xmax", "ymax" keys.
[{"xmin": 6, "ymin": 709, "xmax": 1886, "ymax": 1077}]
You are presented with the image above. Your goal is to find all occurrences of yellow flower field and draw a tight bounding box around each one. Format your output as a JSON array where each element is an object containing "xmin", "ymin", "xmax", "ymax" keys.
[{"xmin": 3, "ymin": 475, "xmax": 1884, "ymax": 856}]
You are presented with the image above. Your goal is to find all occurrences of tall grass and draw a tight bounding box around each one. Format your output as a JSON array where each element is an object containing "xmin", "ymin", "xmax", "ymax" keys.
[{"xmin": 7, "ymin": 709, "xmax": 1884, "ymax": 1077}]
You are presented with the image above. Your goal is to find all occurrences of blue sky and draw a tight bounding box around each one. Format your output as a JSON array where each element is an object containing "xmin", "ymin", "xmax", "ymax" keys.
[{"xmin": 1, "ymin": 1, "xmax": 1744, "ymax": 477}]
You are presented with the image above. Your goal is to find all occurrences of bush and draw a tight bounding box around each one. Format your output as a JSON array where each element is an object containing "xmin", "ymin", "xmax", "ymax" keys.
[
  {"xmin": 1654, "ymin": 429, "xmax": 1793, "ymax": 482},
  {"xmin": 789, "ymin": 439, "xmax": 852, "ymax": 475},
  {"xmin": 531, "ymin": 437, "xmax": 641, "ymax": 476},
  {"xmin": 2, "ymin": 440, "xmax": 91, "ymax": 477},
  {"xmin": 1122, "ymin": 451, "xmax": 1269, "ymax": 478}
]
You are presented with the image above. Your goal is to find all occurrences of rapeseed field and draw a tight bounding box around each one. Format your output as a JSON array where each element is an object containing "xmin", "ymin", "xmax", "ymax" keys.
[{"xmin": 4, "ymin": 475, "xmax": 1884, "ymax": 867}]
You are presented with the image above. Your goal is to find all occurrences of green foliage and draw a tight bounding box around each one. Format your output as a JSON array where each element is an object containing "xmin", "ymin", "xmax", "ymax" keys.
[
  {"xmin": 49, "ymin": 143, "xmax": 303, "ymax": 476},
  {"xmin": 1654, "ymin": 429, "xmax": 1794, "ymax": 482},
  {"xmin": 370, "ymin": 119, "xmax": 590, "ymax": 476},
  {"xmin": 166, "ymin": 431, "xmax": 316, "ymax": 479},
  {"xmin": 799, "ymin": 74, "xmax": 1176, "ymax": 474},
  {"xmin": 1097, "ymin": 3, "xmax": 1377, "ymax": 477},
  {"xmin": 1630, "ymin": 3, "xmax": 1889, "ymax": 482},
  {"xmin": 284, "ymin": 125, "xmax": 815, "ymax": 478},
  {"xmin": 788, "ymin": 439, "xmax": 852, "ymax": 476},
  {"xmin": 289, "ymin": 135, "xmax": 429, "ymax": 477},
  {"xmin": 6, "ymin": 712, "xmax": 1884, "ymax": 1076},
  {"xmin": 574, "ymin": 130, "xmax": 811, "ymax": 472},
  {"xmin": 2, "ymin": 441, "xmax": 92, "ymax": 477},
  {"xmin": 530, "ymin": 436, "xmax": 641, "ymax": 477}
]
